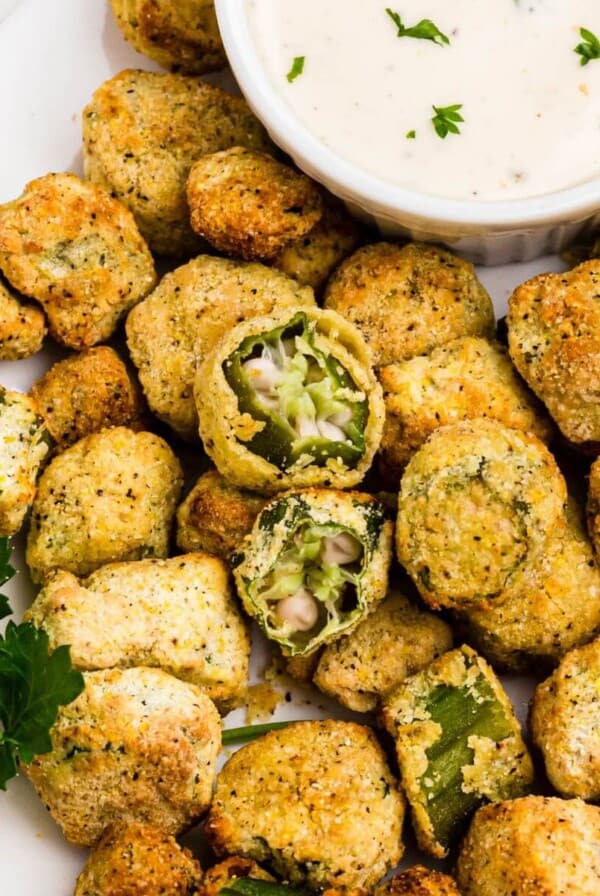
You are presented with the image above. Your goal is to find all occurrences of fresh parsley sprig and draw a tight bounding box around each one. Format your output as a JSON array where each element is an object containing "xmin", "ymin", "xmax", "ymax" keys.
[
  {"xmin": 286, "ymin": 56, "xmax": 305, "ymax": 83},
  {"xmin": 222, "ymin": 721, "xmax": 300, "ymax": 745},
  {"xmin": 0, "ymin": 538, "xmax": 15, "ymax": 621},
  {"xmin": 386, "ymin": 8, "xmax": 450, "ymax": 47},
  {"xmin": 574, "ymin": 27, "xmax": 600, "ymax": 66},
  {"xmin": 431, "ymin": 103, "xmax": 464, "ymax": 139}
]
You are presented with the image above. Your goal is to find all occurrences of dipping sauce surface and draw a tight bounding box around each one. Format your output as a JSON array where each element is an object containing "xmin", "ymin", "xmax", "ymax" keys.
[{"xmin": 247, "ymin": 0, "xmax": 600, "ymax": 201}]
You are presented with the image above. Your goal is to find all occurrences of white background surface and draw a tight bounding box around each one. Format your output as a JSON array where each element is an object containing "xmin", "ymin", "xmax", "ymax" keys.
[{"xmin": 0, "ymin": 1, "xmax": 568, "ymax": 892}]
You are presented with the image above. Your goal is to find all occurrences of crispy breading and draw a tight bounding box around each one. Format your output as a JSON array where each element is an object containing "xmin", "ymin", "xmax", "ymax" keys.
[
  {"xmin": 197, "ymin": 857, "xmax": 274, "ymax": 896},
  {"xmin": 187, "ymin": 147, "xmax": 323, "ymax": 261},
  {"xmin": 74, "ymin": 821, "xmax": 202, "ymax": 896},
  {"xmin": 25, "ymin": 553, "xmax": 250, "ymax": 711},
  {"xmin": 83, "ymin": 70, "xmax": 271, "ymax": 256},
  {"xmin": 30, "ymin": 346, "xmax": 144, "ymax": 451},
  {"xmin": 0, "ymin": 173, "xmax": 156, "ymax": 349},
  {"xmin": 126, "ymin": 255, "xmax": 314, "ymax": 440},
  {"xmin": 456, "ymin": 796, "xmax": 600, "ymax": 896},
  {"xmin": 507, "ymin": 260, "xmax": 600, "ymax": 446},
  {"xmin": 23, "ymin": 667, "xmax": 221, "ymax": 847},
  {"xmin": 204, "ymin": 720, "xmax": 405, "ymax": 891},
  {"xmin": 0, "ymin": 277, "xmax": 46, "ymax": 360},
  {"xmin": 323, "ymin": 242, "xmax": 494, "ymax": 367},
  {"xmin": 375, "ymin": 866, "xmax": 461, "ymax": 896},
  {"xmin": 109, "ymin": 0, "xmax": 226, "ymax": 74},
  {"xmin": 26, "ymin": 427, "xmax": 182, "ymax": 581}
]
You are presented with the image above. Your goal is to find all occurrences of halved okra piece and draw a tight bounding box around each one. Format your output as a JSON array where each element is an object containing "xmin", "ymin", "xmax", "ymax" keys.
[
  {"xmin": 232, "ymin": 488, "xmax": 393, "ymax": 656},
  {"xmin": 380, "ymin": 645, "xmax": 533, "ymax": 858}
]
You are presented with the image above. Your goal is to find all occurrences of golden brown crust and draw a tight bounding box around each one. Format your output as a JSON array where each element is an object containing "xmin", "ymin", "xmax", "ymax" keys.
[
  {"xmin": 0, "ymin": 173, "xmax": 156, "ymax": 349},
  {"xmin": 323, "ymin": 242, "xmax": 494, "ymax": 367},
  {"xmin": 197, "ymin": 857, "xmax": 273, "ymax": 896},
  {"xmin": 0, "ymin": 277, "xmax": 46, "ymax": 360},
  {"xmin": 375, "ymin": 866, "xmax": 461, "ymax": 896}
]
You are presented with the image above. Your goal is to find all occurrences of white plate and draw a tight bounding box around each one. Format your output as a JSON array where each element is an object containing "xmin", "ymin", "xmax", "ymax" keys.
[{"xmin": 0, "ymin": 1, "xmax": 570, "ymax": 892}]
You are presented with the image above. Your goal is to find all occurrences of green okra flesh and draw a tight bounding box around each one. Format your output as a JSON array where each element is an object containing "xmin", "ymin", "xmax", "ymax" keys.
[{"xmin": 220, "ymin": 879, "xmax": 306, "ymax": 896}]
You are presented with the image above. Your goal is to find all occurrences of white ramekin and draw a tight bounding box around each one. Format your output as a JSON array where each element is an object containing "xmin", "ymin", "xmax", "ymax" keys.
[{"xmin": 216, "ymin": 0, "xmax": 600, "ymax": 265}]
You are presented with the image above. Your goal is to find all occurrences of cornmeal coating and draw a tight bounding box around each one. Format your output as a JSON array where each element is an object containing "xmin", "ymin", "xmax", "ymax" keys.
[
  {"xmin": 109, "ymin": 0, "xmax": 226, "ymax": 74},
  {"xmin": 126, "ymin": 256, "xmax": 314, "ymax": 441},
  {"xmin": 323, "ymin": 242, "xmax": 494, "ymax": 367},
  {"xmin": 461, "ymin": 499, "xmax": 600, "ymax": 670},
  {"xmin": 585, "ymin": 456, "xmax": 600, "ymax": 558},
  {"xmin": 74, "ymin": 821, "xmax": 202, "ymax": 896},
  {"xmin": 379, "ymin": 337, "xmax": 553, "ymax": 483},
  {"xmin": 83, "ymin": 70, "xmax": 271, "ymax": 256},
  {"xmin": 396, "ymin": 419, "xmax": 567, "ymax": 610},
  {"xmin": 205, "ymin": 720, "xmax": 405, "ymax": 891},
  {"xmin": 197, "ymin": 857, "xmax": 274, "ymax": 896},
  {"xmin": 25, "ymin": 553, "xmax": 250, "ymax": 711},
  {"xmin": 375, "ymin": 866, "xmax": 461, "ymax": 896},
  {"xmin": 0, "ymin": 277, "xmax": 46, "ymax": 360},
  {"xmin": 508, "ymin": 260, "xmax": 600, "ymax": 446},
  {"xmin": 26, "ymin": 427, "xmax": 182, "ymax": 582},
  {"xmin": 176, "ymin": 468, "xmax": 266, "ymax": 559},
  {"xmin": 530, "ymin": 637, "xmax": 600, "ymax": 800},
  {"xmin": 30, "ymin": 346, "xmax": 144, "ymax": 452},
  {"xmin": 187, "ymin": 147, "xmax": 323, "ymax": 261},
  {"xmin": 23, "ymin": 667, "xmax": 221, "ymax": 847},
  {"xmin": 313, "ymin": 592, "xmax": 453, "ymax": 712},
  {"xmin": 0, "ymin": 387, "xmax": 50, "ymax": 537},
  {"xmin": 456, "ymin": 796, "xmax": 600, "ymax": 896},
  {"xmin": 0, "ymin": 173, "xmax": 156, "ymax": 349}
]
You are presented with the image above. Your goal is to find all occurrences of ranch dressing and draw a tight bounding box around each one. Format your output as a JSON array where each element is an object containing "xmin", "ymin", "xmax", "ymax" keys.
[{"xmin": 246, "ymin": 0, "xmax": 600, "ymax": 200}]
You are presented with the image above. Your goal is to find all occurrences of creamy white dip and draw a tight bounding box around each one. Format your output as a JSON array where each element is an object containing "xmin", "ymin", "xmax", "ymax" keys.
[{"xmin": 246, "ymin": 0, "xmax": 600, "ymax": 200}]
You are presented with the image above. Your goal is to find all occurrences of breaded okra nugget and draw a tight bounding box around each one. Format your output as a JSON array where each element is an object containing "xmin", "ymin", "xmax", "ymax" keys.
[
  {"xmin": 0, "ymin": 277, "xmax": 46, "ymax": 360},
  {"xmin": 26, "ymin": 427, "xmax": 182, "ymax": 581},
  {"xmin": 187, "ymin": 147, "xmax": 323, "ymax": 261},
  {"xmin": 197, "ymin": 857, "xmax": 275, "ymax": 896},
  {"xmin": 126, "ymin": 256, "xmax": 314, "ymax": 441},
  {"xmin": 205, "ymin": 720, "xmax": 405, "ymax": 891},
  {"xmin": 0, "ymin": 173, "xmax": 156, "ymax": 349},
  {"xmin": 0, "ymin": 387, "xmax": 50, "ymax": 537},
  {"xmin": 508, "ymin": 260, "xmax": 600, "ymax": 446},
  {"xmin": 313, "ymin": 592, "xmax": 453, "ymax": 712},
  {"xmin": 375, "ymin": 866, "xmax": 461, "ymax": 896},
  {"xmin": 397, "ymin": 419, "xmax": 567, "ymax": 610},
  {"xmin": 176, "ymin": 468, "xmax": 266, "ymax": 559},
  {"xmin": 379, "ymin": 337, "xmax": 553, "ymax": 483},
  {"xmin": 30, "ymin": 346, "xmax": 144, "ymax": 452},
  {"xmin": 74, "ymin": 821, "xmax": 203, "ymax": 896},
  {"xmin": 25, "ymin": 553, "xmax": 250, "ymax": 711},
  {"xmin": 586, "ymin": 455, "xmax": 600, "ymax": 558},
  {"xmin": 23, "ymin": 667, "xmax": 221, "ymax": 847},
  {"xmin": 83, "ymin": 70, "xmax": 271, "ymax": 256},
  {"xmin": 109, "ymin": 0, "xmax": 226, "ymax": 74},
  {"xmin": 456, "ymin": 796, "xmax": 600, "ymax": 896},
  {"xmin": 530, "ymin": 637, "xmax": 600, "ymax": 801},
  {"xmin": 323, "ymin": 243, "xmax": 494, "ymax": 367}
]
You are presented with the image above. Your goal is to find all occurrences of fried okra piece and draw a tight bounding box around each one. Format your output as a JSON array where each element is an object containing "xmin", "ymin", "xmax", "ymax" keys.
[
  {"xmin": 176, "ymin": 469, "xmax": 266, "ymax": 559},
  {"xmin": 0, "ymin": 387, "xmax": 50, "ymax": 537},
  {"xmin": 196, "ymin": 307, "xmax": 384, "ymax": 493},
  {"xmin": 313, "ymin": 592, "xmax": 453, "ymax": 712},
  {"xmin": 109, "ymin": 0, "xmax": 226, "ymax": 74},
  {"xmin": 375, "ymin": 866, "xmax": 461, "ymax": 896},
  {"xmin": 323, "ymin": 243, "xmax": 494, "ymax": 368},
  {"xmin": 127, "ymin": 256, "xmax": 314, "ymax": 441},
  {"xmin": 198, "ymin": 857, "xmax": 274, "ymax": 896},
  {"xmin": 461, "ymin": 498, "xmax": 600, "ymax": 670},
  {"xmin": 74, "ymin": 821, "xmax": 203, "ymax": 896},
  {"xmin": 456, "ymin": 796, "xmax": 600, "ymax": 896},
  {"xmin": 379, "ymin": 337, "xmax": 553, "ymax": 484},
  {"xmin": 205, "ymin": 720, "xmax": 405, "ymax": 891},
  {"xmin": 25, "ymin": 553, "xmax": 250, "ymax": 711},
  {"xmin": 23, "ymin": 667, "xmax": 221, "ymax": 847},
  {"xmin": 0, "ymin": 173, "xmax": 156, "ymax": 349},
  {"xmin": 508, "ymin": 260, "xmax": 600, "ymax": 447},
  {"xmin": 0, "ymin": 277, "xmax": 46, "ymax": 360},
  {"xmin": 380, "ymin": 645, "xmax": 533, "ymax": 858},
  {"xmin": 530, "ymin": 637, "xmax": 600, "ymax": 801},
  {"xmin": 30, "ymin": 346, "xmax": 144, "ymax": 452},
  {"xmin": 396, "ymin": 419, "xmax": 567, "ymax": 610},
  {"xmin": 586, "ymin": 456, "xmax": 600, "ymax": 558},
  {"xmin": 26, "ymin": 427, "xmax": 182, "ymax": 582},
  {"xmin": 233, "ymin": 489, "xmax": 392, "ymax": 657},
  {"xmin": 83, "ymin": 70, "xmax": 271, "ymax": 256},
  {"xmin": 187, "ymin": 147, "xmax": 323, "ymax": 261}
]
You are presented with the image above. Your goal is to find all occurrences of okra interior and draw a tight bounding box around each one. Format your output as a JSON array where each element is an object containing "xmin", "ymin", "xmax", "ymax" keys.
[{"xmin": 223, "ymin": 312, "xmax": 368, "ymax": 470}]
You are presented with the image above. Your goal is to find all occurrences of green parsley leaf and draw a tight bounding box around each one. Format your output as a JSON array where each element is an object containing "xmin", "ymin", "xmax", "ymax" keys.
[
  {"xmin": 431, "ymin": 103, "xmax": 464, "ymax": 139},
  {"xmin": 0, "ymin": 621, "xmax": 84, "ymax": 789},
  {"xmin": 0, "ymin": 538, "xmax": 15, "ymax": 620},
  {"xmin": 221, "ymin": 721, "xmax": 300, "ymax": 745},
  {"xmin": 286, "ymin": 56, "xmax": 305, "ymax": 83},
  {"xmin": 386, "ymin": 8, "xmax": 450, "ymax": 47},
  {"xmin": 406, "ymin": 129, "xmax": 417, "ymax": 139},
  {"xmin": 574, "ymin": 27, "xmax": 600, "ymax": 66}
]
